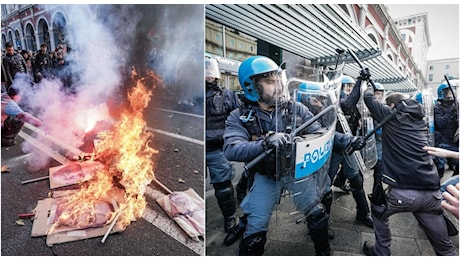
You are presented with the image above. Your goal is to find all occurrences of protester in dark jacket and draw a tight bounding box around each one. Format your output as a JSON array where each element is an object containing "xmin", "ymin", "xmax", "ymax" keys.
[
  {"xmin": 361, "ymin": 84, "xmax": 457, "ymax": 256},
  {"xmin": 2, "ymin": 42, "xmax": 26, "ymax": 87}
]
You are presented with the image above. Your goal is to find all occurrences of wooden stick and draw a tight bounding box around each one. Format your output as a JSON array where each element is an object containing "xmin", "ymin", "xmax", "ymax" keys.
[
  {"xmin": 152, "ymin": 178, "xmax": 173, "ymax": 194},
  {"xmin": 21, "ymin": 175, "xmax": 49, "ymax": 185},
  {"xmin": 22, "ymin": 122, "xmax": 83, "ymax": 157},
  {"xmin": 18, "ymin": 130, "xmax": 69, "ymax": 164},
  {"xmin": 101, "ymin": 210, "xmax": 122, "ymax": 243}
]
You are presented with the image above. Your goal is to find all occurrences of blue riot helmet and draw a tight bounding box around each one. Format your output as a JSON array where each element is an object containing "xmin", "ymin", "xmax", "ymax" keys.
[
  {"xmin": 341, "ymin": 75, "xmax": 355, "ymax": 96},
  {"xmin": 414, "ymin": 92, "xmax": 423, "ymax": 104},
  {"xmin": 298, "ymin": 82, "xmax": 322, "ymax": 93},
  {"xmin": 238, "ymin": 56, "xmax": 284, "ymax": 103},
  {"xmin": 374, "ymin": 82, "xmax": 384, "ymax": 91},
  {"xmin": 437, "ymin": 83, "xmax": 448, "ymax": 100},
  {"xmin": 373, "ymin": 82, "xmax": 385, "ymax": 102},
  {"xmin": 297, "ymin": 82, "xmax": 335, "ymax": 127},
  {"xmin": 341, "ymin": 75, "xmax": 355, "ymax": 84},
  {"xmin": 437, "ymin": 80, "xmax": 458, "ymax": 101}
]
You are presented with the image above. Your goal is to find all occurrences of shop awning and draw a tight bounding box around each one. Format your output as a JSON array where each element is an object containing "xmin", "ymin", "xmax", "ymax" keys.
[{"xmin": 206, "ymin": 4, "xmax": 418, "ymax": 92}]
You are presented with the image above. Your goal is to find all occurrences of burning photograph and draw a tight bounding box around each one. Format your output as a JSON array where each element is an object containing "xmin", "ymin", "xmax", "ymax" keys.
[{"xmin": 1, "ymin": 4, "xmax": 205, "ymax": 256}]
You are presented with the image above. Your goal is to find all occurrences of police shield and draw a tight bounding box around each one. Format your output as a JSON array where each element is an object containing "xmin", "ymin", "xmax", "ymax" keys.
[
  {"xmin": 272, "ymin": 62, "xmax": 341, "ymax": 222},
  {"xmin": 420, "ymin": 89, "xmax": 436, "ymax": 146},
  {"xmin": 356, "ymin": 81, "xmax": 378, "ymax": 171}
]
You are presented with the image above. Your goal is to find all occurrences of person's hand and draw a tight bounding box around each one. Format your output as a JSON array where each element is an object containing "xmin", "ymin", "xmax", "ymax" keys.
[
  {"xmin": 442, "ymin": 183, "xmax": 459, "ymax": 219},
  {"xmin": 22, "ymin": 113, "xmax": 43, "ymax": 127},
  {"xmin": 422, "ymin": 146, "xmax": 460, "ymax": 160},
  {"xmin": 359, "ymin": 68, "xmax": 371, "ymax": 80},
  {"xmin": 262, "ymin": 131, "xmax": 290, "ymax": 151},
  {"xmin": 350, "ymin": 136, "xmax": 366, "ymax": 150}
]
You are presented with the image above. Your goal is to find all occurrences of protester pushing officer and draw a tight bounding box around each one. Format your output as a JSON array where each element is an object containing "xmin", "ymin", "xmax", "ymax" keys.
[{"xmin": 359, "ymin": 67, "xmax": 458, "ymax": 256}]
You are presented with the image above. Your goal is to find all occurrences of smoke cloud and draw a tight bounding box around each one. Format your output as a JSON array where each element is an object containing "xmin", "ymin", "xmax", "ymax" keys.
[{"xmin": 13, "ymin": 4, "xmax": 204, "ymax": 170}]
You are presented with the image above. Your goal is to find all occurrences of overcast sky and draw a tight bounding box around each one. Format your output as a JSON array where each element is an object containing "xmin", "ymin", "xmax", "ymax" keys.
[{"xmin": 386, "ymin": 4, "xmax": 459, "ymax": 60}]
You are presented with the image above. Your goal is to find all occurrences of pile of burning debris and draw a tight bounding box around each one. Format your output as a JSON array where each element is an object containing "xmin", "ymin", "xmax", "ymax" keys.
[{"xmin": 19, "ymin": 80, "xmax": 204, "ymax": 246}]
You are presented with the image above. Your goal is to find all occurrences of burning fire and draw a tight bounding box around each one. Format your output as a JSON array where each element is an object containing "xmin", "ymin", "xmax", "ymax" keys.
[{"xmin": 49, "ymin": 79, "xmax": 158, "ymax": 233}]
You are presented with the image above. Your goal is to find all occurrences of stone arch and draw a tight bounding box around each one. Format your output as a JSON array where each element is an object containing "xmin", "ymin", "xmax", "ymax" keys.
[
  {"xmin": 51, "ymin": 11, "xmax": 68, "ymax": 47},
  {"xmin": 36, "ymin": 17, "xmax": 51, "ymax": 49},
  {"xmin": 2, "ymin": 34, "xmax": 7, "ymax": 49},
  {"xmin": 24, "ymin": 22, "xmax": 37, "ymax": 51},
  {"xmin": 365, "ymin": 25, "xmax": 382, "ymax": 49}
]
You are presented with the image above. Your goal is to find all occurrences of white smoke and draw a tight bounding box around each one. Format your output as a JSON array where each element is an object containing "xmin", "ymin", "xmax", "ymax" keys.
[{"xmin": 16, "ymin": 5, "xmax": 204, "ymax": 169}]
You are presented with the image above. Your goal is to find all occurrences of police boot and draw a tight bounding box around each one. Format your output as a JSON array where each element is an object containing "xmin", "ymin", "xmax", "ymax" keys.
[
  {"xmin": 321, "ymin": 191, "xmax": 334, "ymax": 240},
  {"xmin": 224, "ymin": 214, "xmax": 247, "ymax": 246},
  {"xmin": 1, "ymin": 116, "xmax": 24, "ymax": 147},
  {"xmin": 214, "ymin": 181, "xmax": 237, "ymax": 232},
  {"xmin": 307, "ymin": 205, "xmax": 331, "ymax": 256},
  {"xmin": 350, "ymin": 175, "xmax": 373, "ymax": 228},
  {"xmin": 238, "ymin": 231, "xmax": 266, "ymax": 256},
  {"xmin": 352, "ymin": 189, "xmax": 373, "ymax": 228}
]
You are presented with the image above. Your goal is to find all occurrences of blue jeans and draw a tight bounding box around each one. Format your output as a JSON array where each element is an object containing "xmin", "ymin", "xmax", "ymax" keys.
[{"xmin": 240, "ymin": 170, "xmax": 331, "ymax": 238}]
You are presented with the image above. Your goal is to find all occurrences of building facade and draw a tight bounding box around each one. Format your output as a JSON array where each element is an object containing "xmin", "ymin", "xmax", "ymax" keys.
[
  {"xmin": 205, "ymin": 4, "xmax": 431, "ymax": 93},
  {"xmin": 426, "ymin": 58, "xmax": 460, "ymax": 98},
  {"xmin": 1, "ymin": 4, "xmax": 87, "ymax": 53}
]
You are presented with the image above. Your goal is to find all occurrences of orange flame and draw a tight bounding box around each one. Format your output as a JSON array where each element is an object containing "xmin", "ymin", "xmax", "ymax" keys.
[{"xmin": 50, "ymin": 79, "xmax": 158, "ymax": 232}]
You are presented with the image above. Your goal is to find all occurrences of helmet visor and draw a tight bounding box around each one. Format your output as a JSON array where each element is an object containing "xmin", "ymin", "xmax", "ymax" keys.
[
  {"xmin": 205, "ymin": 58, "xmax": 220, "ymax": 81},
  {"xmin": 254, "ymin": 69, "xmax": 289, "ymax": 106}
]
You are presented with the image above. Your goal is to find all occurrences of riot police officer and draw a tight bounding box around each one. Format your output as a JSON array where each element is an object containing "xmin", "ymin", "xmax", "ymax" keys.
[
  {"xmin": 205, "ymin": 56, "xmax": 242, "ymax": 234},
  {"xmin": 434, "ymin": 82, "xmax": 458, "ymax": 177},
  {"xmin": 223, "ymin": 56, "xmax": 365, "ymax": 255},
  {"xmin": 327, "ymin": 75, "xmax": 373, "ymax": 228}
]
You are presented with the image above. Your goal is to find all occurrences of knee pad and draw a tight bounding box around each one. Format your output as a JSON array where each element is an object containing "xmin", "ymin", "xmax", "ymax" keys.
[
  {"xmin": 349, "ymin": 173, "xmax": 364, "ymax": 191},
  {"xmin": 306, "ymin": 204, "xmax": 328, "ymax": 231},
  {"xmin": 239, "ymin": 231, "xmax": 266, "ymax": 256}
]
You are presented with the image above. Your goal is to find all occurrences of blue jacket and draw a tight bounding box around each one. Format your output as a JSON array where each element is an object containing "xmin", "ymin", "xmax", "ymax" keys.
[{"xmin": 223, "ymin": 101, "xmax": 352, "ymax": 165}]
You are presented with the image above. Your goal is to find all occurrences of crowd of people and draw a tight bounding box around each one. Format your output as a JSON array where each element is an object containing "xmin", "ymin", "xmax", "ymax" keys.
[
  {"xmin": 1, "ymin": 41, "xmax": 50, "ymax": 146},
  {"xmin": 205, "ymin": 55, "xmax": 459, "ymax": 256},
  {"xmin": 2, "ymin": 42, "xmax": 70, "ymax": 88}
]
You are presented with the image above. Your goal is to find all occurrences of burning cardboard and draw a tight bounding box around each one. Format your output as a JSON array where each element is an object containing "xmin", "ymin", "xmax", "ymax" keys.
[
  {"xmin": 49, "ymin": 160, "xmax": 105, "ymax": 189},
  {"xmin": 31, "ymin": 190, "xmax": 126, "ymax": 246},
  {"xmin": 27, "ymin": 80, "xmax": 158, "ymax": 245}
]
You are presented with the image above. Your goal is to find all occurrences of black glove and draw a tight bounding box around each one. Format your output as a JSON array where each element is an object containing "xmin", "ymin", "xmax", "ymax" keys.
[
  {"xmin": 349, "ymin": 136, "xmax": 366, "ymax": 150},
  {"xmin": 359, "ymin": 68, "xmax": 371, "ymax": 81},
  {"xmin": 262, "ymin": 131, "xmax": 290, "ymax": 151}
]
